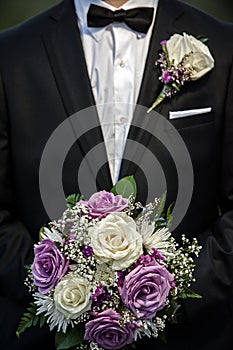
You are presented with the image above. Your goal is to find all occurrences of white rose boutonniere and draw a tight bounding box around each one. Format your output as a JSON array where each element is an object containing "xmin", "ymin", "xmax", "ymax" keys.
[{"xmin": 147, "ymin": 32, "xmax": 215, "ymax": 112}]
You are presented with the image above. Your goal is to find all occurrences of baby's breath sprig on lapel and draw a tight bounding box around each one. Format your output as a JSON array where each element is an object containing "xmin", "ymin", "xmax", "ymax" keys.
[{"xmin": 147, "ymin": 32, "xmax": 214, "ymax": 113}]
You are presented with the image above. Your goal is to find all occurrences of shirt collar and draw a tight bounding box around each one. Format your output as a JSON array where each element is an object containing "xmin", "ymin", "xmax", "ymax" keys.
[{"xmin": 74, "ymin": 0, "xmax": 158, "ymax": 42}]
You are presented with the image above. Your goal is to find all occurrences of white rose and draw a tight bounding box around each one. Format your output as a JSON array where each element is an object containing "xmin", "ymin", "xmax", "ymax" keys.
[
  {"xmin": 166, "ymin": 32, "xmax": 214, "ymax": 80},
  {"xmin": 89, "ymin": 212, "xmax": 143, "ymax": 270},
  {"xmin": 54, "ymin": 274, "xmax": 91, "ymax": 319}
]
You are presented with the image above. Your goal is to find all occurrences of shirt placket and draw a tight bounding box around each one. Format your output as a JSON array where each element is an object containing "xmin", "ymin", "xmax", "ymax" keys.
[{"xmin": 111, "ymin": 25, "xmax": 135, "ymax": 184}]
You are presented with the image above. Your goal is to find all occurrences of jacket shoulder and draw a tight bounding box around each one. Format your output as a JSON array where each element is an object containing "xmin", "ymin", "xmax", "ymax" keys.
[
  {"xmin": 174, "ymin": 0, "xmax": 233, "ymax": 37},
  {"xmin": 164, "ymin": 0, "xmax": 233, "ymax": 50},
  {"xmin": 0, "ymin": 0, "xmax": 68, "ymax": 54}
]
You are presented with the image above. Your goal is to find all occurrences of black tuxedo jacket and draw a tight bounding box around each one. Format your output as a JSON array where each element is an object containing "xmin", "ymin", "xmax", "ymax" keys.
[{"xmin": 0, "ymin": 0, "xmax": 233, "ymax": 349}]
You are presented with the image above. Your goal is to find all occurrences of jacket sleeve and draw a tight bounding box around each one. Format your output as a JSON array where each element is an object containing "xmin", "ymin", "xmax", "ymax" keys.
[
  {"xmin": 182, "ymin": 54, "xmax": 233, "ymax": 350},
  {"xmin": 0, "ymin": 66, "xmax": 44, "ymax": 349}
]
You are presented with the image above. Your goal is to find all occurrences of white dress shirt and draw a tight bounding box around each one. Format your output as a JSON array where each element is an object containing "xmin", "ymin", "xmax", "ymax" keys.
[{"xmin": 74, "ymin": 0, "xmax": 158, "ymax": 184}]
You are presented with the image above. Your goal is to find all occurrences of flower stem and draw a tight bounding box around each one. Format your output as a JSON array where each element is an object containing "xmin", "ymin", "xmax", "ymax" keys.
[{"xmin": 147, "ymin": 87, "xmax": 167, "ymax": 113}]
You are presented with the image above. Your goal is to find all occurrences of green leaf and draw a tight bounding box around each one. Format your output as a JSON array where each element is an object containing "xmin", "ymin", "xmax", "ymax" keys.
[
  {"xmin": 16, "ymin": 302, "xmax": 44, "ymax": 338},
  {"xmin": 196, "ymin": 35, "xmax": 209, "ymax": 43},
  {"xmin": 178, "ymin": 286, "xmax": 202, "ymax": 299},
  {"xmin": 39, "ymin": 314, "xmax": 46, "ymax": 328},
  {"xmin": 154, "ymin": 217, "xmax": 167, "ymax": 229},
  {"xmin": 155, "ymin": 191, "xmax": 167, "ymax": 219},
  {"xmin": 55, "ymin": 325, "xmax": 85, "ymax": 350},
  {"xmin": 162, "ymin": 42, "xmax": 171, "ymax": 66},
  {"xmin": 200, "ymin": 38, "xmax": 208, "ymax": 43},
  {"xmin": 66, "ymin": 193, "xmax": 84, "ymax": 209},
  {"xmin": 32, "ymin": 316, "xmax": 39, "ymax": 327},
  {"xmin": 166, "ymin": 202, "xmax": 174, "ymax": 228},
  {"xmin": 171, "ymin": 82, "xmax": 180, "ymax": 91},
  {"xmin": 157, "ymin": 297, "xmax": 179, "ymax": 323},
  {"xmin": 39, "ymin": 225, "xmax": 46, "ymax": 241},
  {"xmin": 111, "ymin": 176, "xmax": 137, "ymax": 200},
  {"xmin": 158, "ymin": 330, "xmax": 167, "ymax": 344},
  {"xmin": 27, "ymin": 308, "xmax": 35, "ymax": 313},
  {"xmin": 24, "ymin": 264, "xmax": 32, "ymax": 270}
]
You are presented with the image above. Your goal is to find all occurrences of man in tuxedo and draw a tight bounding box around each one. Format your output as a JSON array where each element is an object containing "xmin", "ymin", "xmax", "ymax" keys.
[{"xmin": 0, "ymin": 0, "xmax": 233, "ymax": 349}]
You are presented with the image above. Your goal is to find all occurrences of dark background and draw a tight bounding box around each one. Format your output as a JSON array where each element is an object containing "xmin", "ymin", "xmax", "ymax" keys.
[{"xmin": 0, "ymin": 0, "xmax": 232, "ymax": 31}]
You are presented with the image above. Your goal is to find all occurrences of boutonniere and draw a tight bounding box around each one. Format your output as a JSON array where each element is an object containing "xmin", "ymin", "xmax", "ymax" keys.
[{"xmin": 147, "ymin": 32, "xmax": 215, "ymax": 113}]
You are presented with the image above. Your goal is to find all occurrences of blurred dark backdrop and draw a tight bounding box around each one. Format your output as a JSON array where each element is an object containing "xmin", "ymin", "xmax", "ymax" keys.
[{"xmin": 0, "ymin": 0, "xmax": 232, "ymax": 31}]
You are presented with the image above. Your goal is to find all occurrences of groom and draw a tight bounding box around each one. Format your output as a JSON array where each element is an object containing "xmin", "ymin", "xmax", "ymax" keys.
[{"xmin": 0, "ymin": 0, "xmax": 233, "ymax": 349}]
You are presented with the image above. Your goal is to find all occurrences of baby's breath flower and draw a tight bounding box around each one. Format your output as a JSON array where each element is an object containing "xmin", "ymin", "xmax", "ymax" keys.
[
  {"xmin": 167, "ymin": 236, "xmax": 201, "ymax": 290},
  {"xmin": 155, "ymin": 316, "xmax": 167, "ymax": 331},
  {"xmin": 90, "ymin": 342, "xmax": 105, "ymax": 350}
]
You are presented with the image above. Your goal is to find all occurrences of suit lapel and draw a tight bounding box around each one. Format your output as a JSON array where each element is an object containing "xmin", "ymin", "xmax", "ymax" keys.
[
  {"xmin": 119, "ymin": 0, "xmax": 185, "ymax": 183},
  {"xmin": 41, "ymin": 0, "xmax": 112, "ymax": 192},
  {"xmin": 137, "ymin": 0, "xmax": 183, "ymax": 111},
  {"xmin": 42, "ymin": 0, "xmax": 95, "ymax": 115}
]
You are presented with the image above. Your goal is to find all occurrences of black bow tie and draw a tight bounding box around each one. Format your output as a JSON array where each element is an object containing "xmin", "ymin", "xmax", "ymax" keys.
[{"xmin": 87, "ymin": 4, "xmax": 154, "ymax": 34}]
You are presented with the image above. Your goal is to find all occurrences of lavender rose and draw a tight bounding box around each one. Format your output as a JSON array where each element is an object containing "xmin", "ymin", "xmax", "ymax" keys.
[
  {"xmin": 84, "ymin": 309, "xmax": 136, "ymax": 349},
  {"xmin": 87, "ymin": 190, "xmax": 128, "ymax": 219},
  {"xmin": 32, "ymin": 239, "xmax": 69, "ymax": 294},
  {"xmin": 119, "ymin": 259, "xmax": 174, "ymax": 319}
]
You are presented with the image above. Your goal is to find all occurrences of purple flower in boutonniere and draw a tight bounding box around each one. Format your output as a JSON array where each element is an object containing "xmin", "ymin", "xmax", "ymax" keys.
[{"xmin": 147, "ymin": 32, "xmax": 215, "ymax": 113}]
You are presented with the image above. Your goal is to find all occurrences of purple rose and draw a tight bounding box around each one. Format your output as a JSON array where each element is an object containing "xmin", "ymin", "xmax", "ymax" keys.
[
  {"xmin": 32, "ymin": 239, "xmax": 69, "ymax": 294},
  {"xmin": 87, "ymin": 190, "xmax": 128, "ymax": 219},
  {"xmin": 84, "ymin": 309, "xmax": 136, "ymax": 349},
  {"xmin": 119, "ymin": 260, "xmax": 174, "ymax": 319}
]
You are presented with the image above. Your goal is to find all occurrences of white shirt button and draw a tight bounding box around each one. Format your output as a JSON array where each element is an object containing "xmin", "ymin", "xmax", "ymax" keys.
[
  {"xmin": 120, "ymin": 117, "xmax": 126, "ymax": 123},
  {"xmin": 119, "ymin": 59, "xmax": 126, "ymax": 68}
]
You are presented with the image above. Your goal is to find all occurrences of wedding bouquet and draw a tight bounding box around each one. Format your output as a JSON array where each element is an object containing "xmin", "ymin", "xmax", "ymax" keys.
[{"xmin": 17, "ymin": 176, "xmax": 201, "ymax": 350}]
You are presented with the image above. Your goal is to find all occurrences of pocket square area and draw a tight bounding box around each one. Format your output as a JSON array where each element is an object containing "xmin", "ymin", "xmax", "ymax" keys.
[{"xmin": 169, "ymin": 107, "xmax": 212, "ymax": 120}]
